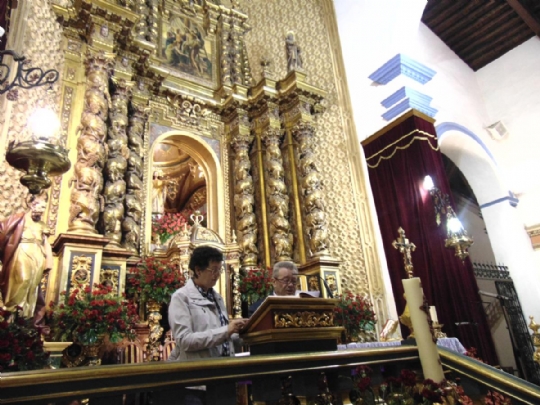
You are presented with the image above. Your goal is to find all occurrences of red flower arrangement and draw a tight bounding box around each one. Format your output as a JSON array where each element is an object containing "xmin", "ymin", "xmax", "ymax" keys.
[
  {"xmin": 334, "ymin": 291, "xmax": 377, "ymax": 340},
  {"xmin": 48, "ymin": 284, "xmax": 138, "ymax": 345},
  {"xmin": 238, "ymin": 266, "xmax": 273, "ymax": 303},
  {"xmin": 152, "ymin": 212, "xmax": 190, "ymax": 244},
  {"xmin": 0, "ymin": 307, "xmax": 49, "ymax": 372},
  {"xmin": 127, "ymin": 256, "xmax": 185, "ymax": 304}
]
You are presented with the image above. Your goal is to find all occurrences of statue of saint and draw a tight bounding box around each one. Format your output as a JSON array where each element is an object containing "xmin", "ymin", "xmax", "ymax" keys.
[
  {"xmin": 152, "ymin": 169, "xmax": 167, "ymax": 214},
  {"xmin": 285, "ymin": 31, "xmax": 303, "ymax": 72},
  {"xmin": 0, "ymin": 192, "xmax": 53, "ymax": 318}
]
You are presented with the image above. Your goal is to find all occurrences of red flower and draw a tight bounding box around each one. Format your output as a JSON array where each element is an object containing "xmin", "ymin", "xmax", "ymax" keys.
[
  {"xmin": 49, "ymin": 283, "xmax": 139, "ymax": 345},
  {"xmin": 127, "ymin": 257, "xmax": 185, "ymax": 304},
  {"xmin": 357, "ymin": 376, "xmax": 371, "ymax": 392}
]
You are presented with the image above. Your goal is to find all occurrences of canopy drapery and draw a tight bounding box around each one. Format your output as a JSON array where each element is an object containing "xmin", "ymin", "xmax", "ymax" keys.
[{"xmin": 362, "ymin": 110, "xmax": 497, "ymax": 365}]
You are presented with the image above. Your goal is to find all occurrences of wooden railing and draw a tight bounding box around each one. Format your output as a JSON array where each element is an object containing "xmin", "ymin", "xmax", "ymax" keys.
[{"xmin": 1, "ymin": 346, "xmax": 540, "ymax": 404}]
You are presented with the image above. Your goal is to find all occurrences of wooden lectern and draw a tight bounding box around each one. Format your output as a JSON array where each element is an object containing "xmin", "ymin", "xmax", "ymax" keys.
[{"xmin": 240, "ymin": 296, "xmax": 344, "ymax": 355}]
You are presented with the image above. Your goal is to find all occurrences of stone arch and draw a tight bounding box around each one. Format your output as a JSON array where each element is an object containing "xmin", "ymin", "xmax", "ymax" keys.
[
  {"xmin": 436, "ymin": 121, "xmax": 540, "ymax": 328},
  {"xmin": 145, "ymin": 131, "xmax": 225, "ymax": 251},
  {"xmin": 436, "ymin": 122, "xmax": 517, "ymax": 207}
]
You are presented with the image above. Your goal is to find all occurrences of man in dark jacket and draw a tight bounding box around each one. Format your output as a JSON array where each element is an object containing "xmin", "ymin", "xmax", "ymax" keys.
[{"xmin": 248, "ymin": 261, "xmax": 298, "ymax": 316}]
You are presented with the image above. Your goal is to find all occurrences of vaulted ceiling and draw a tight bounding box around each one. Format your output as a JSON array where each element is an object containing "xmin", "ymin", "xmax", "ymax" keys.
[{"xmin": 422, "ymin": 0, "xmax": 540, "ymax": 71}]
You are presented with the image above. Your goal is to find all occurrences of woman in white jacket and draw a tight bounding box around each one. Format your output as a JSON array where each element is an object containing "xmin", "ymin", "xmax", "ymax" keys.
[{"xmin": 168, "ymin": 245, "xmax": 245, "ymax": 361}]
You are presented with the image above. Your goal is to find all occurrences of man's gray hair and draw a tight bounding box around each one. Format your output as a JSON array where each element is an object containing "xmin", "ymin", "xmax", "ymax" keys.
[{"xmin": 273, "ymin": 261, "xmax": 299, "ymax": 278}]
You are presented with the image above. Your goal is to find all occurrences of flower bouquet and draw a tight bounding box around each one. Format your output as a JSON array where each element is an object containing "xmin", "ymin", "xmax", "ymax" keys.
[
  {"xmin": 334, "ymin": 291, "xmax": 377, "ymax": 342},
  {"xmin": 0, "ymin": 307, "xmax": 49, "ymax": 371},
  {"xmin": 238, "ymin": 266, "xmax": 273, "ymax": 304},
  {"xmin": 48, "ymin": 284, "xmax": 138, "ymax": 345},
  {"xmin": 127, "ymin": 256, "xmax": 185, "ymax": 305},
  {"xmin": 152, "ymin": 212, "xmax": 190, "ymax": 245}
]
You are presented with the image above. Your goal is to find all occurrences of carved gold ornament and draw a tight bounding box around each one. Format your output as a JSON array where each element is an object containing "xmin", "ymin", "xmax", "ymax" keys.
[{"xmin": 274, "ymin": 310, "xmax": 334, "ymax": 328}]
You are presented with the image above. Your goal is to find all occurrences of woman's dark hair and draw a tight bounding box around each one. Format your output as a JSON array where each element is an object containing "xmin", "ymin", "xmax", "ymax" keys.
[{"xmin": 189, "ymin": 246, "xmax": 223, "ymax": 278}]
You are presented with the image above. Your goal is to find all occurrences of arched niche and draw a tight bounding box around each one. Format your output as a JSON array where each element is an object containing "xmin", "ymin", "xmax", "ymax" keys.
[
  {"xmin": 144, "ymin": 131, "xmax": 225, "ymax": 253},
  {"xmin": 436, "ymin": 122, "xmax": 540, "ymax": 329}
]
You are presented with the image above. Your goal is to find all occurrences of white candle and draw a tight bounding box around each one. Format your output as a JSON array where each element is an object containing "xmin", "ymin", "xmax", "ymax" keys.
[
  {"xmin": 402, "ymin": 278, "xmax": 445, "ymax": 382},
  {"xmin": 429, "ymin": 306, "xmax": 439, "ymax": 324}
]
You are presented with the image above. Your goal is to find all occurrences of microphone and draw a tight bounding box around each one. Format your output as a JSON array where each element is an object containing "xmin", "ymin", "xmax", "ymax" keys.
[{"xmin": 314, "ymin": 274, "xmax": 334, "ymax": 298}]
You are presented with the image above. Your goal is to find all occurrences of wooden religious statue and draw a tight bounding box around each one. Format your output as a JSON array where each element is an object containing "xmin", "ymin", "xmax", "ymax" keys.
[{"xmin": 0, "ymin": 192, "xmax": 53, "ymax": 319}]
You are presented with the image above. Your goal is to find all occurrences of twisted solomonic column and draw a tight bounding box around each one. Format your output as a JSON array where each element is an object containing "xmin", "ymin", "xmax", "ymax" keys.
[
  {"xmin": 122, "ymin": 104, "xmax": 148, "ymax": 254},
  {"xmin": 102, "ymin": 78, "xmax": 132, "ymax": 246},
  {"xmin": 68, "ymin": 50, "xmax": 114, "ymax": 233},
  {"xmin": 293, "ymin": 122, "xmax": 330, "ymax": 257},
  {"xmin": 232, "ymin": 138, "xmax": 258, "ymax": 267},
  {"xmin": 262, "ymin": 128, "xmax": 293, "ymax": 261}
]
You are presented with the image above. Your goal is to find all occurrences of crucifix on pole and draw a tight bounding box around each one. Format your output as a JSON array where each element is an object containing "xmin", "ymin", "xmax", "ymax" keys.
[{"xmin": 392, "ymin": 227, "xmax": 416, "ymax": 278}]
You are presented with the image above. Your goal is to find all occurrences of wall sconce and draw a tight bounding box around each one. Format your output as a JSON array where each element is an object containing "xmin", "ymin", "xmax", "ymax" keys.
[
  {"xmin": 423, "ymin": 175, "xmax": 473, "ymax": 260},
  {"xmin": 0, "ymin": 26, "xmax": 60, "ymax": 100},
  {"xmin": 423, "ymin": 175, "xmax": 450, "ymax": 226},
  {"xmin": 6, "ymin": 102, "xmax": 70, "ymax": 194}
]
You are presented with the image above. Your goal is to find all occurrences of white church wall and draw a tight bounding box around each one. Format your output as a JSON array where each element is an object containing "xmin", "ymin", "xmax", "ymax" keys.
[
  {"xmin": 475, "ymin": 38, "xmax": 540, "ymax": 228},
  {"xmin": 334, "ymin": 0, "xmax": 540, "ymax": 335}
]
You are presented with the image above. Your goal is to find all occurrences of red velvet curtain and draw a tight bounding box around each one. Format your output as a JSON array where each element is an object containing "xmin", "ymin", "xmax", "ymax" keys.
[{"xmin": 363, "ymin": 112, "xmax": 498, "ymax": 365}]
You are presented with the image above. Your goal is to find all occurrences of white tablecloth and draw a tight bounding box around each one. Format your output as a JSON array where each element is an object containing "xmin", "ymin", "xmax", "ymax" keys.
[{"xmin": 337, "ymin": 337, "xmax": 466, "ymax": 354}]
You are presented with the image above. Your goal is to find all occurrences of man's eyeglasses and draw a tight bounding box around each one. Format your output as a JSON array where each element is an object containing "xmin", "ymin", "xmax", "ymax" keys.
[
  {"xmin": 274, "ymin": 277, "xmax": 298, "ymax": 286},
  {"xmin": 204, "ymin": 267, "xmax": 224, "ymax": 275}
]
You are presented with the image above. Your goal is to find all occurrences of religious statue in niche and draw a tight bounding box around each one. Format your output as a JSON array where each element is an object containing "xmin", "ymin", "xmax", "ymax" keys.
[
  {"xmin": 152, "ymin": 169, "xmax": 173, "ymax": 214},
  {"xmin": 151, "ymin": 141, "xmax": 207, "ymax": 222},
  {"xmin": 161, "ymin": 15, "xmax": 213, "ymax": 82},
  {"xmin": 285, "ymin": 31, "xmax": 303, "ymax": 72}
]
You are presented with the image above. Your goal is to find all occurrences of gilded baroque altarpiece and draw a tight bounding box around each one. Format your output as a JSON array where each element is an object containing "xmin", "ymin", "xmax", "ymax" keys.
[{"xmin": 0, "ymin": 0, "xmax": 393, "ymax": 329}]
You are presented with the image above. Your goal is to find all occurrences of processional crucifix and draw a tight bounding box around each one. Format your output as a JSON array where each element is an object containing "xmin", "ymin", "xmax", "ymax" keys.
[{"xmin": 392, "ymin": 227, "xmax": 416, "ymax": 279}]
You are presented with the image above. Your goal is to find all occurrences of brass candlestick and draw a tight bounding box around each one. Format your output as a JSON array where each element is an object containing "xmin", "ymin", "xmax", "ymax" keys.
[{"xmin": 6, "ymin": 139, "xmax": 70, "ymax": 194}]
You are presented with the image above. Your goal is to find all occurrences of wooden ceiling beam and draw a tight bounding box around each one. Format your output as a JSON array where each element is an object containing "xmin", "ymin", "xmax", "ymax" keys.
[
  {"xmin": 422, "ymin": 0, "xmax": 469, "ymax": 31},
  {"xmin": 506, "ymin": 0, "xmax": 540, "ymax": 36},
  {"xmin": 430, "ymin": 1, "xmax": 487, "ymax": 37},
  {"xmin": 453, "ymin": 12, "xmax": 524, "ymax": 53},
  {"xmin": 467, "ymin": 24, "xmax": 532, "ymax": 70}
]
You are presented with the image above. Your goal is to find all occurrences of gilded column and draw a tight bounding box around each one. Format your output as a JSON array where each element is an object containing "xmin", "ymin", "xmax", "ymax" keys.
[
  {"xmin": 229, "ymin": 107, "xmax": 259, "ymax": 267},
  {"xmin": 230, "ymin": 27, "xmax": 242, "ymax": 85},
  {"xmin": 293, "ymin": 122, "xmax": 330, "ymax": 257},
  {"xmin": 232, "ymin": 136, "xmax": 258, "ymax": 267},
  {"xmin": 262, "ymin": 128, "xmax": 293, "ymax": 262},
  {"xmin": 123, "ymin": 103, "xmax": 148, "ymax": 253},
  {"xmin": 68, "ymin": 49, "xmax": 114, "ymax": 234},
  {"xmin": 146, "ymin": 0, "xmax": 159, "ymax": 44},
  {"xmin": 134, "ymin": 0, "xmax": 149, "ymax": 40},
  {"xmin": 220, "ymin": 14, "xmax": 233, "ymax": 86},
  {"xmin": 102, "ymin": 78, "xmax": 132, "ymax": 246}
]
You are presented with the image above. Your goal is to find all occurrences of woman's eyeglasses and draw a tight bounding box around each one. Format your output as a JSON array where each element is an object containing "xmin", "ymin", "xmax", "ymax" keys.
[{"xmin": 205, "ymin": 266, "xmax": 224, "ymax": 275}]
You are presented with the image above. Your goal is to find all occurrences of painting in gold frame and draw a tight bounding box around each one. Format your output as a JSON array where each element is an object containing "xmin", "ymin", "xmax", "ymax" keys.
[{"xmin": 160, "ymin": 13, "xmax": 216, "ymax": 87}]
